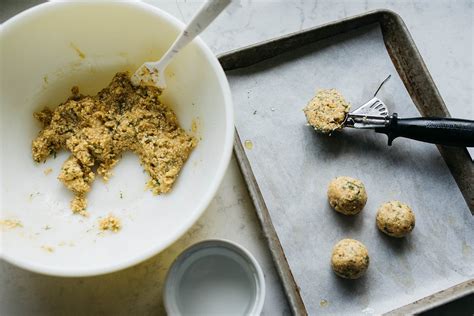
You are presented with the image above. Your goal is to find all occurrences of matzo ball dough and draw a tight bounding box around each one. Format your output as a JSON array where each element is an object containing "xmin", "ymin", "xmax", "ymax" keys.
[
  {"xmin": 303, "ymin": 89, "xmax": 350, "ymax": 134},
  {"xmin": 328, "ymin": 176, "xmax": 367, "ymax": 215},
  {"xmin": 376, "ymin": 201, "xmax": 415, "ymax": 238},
  {"xmin": 331, "ymin": 239, "xmax": 369, "ymax": 279}
]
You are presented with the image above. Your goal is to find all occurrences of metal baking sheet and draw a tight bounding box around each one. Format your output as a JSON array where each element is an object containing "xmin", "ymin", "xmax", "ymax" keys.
[{"xmin": 219, "ymin": 11, "xmax": 474, "ymax": 315}]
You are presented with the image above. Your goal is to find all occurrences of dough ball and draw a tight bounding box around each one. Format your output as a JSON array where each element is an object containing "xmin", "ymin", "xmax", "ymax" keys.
[
  {"xmin": 376, "ymin": 201, "xmax": 415, "ymax": 238},
  {"xmin": 303, "ymin": 89, "xmax": 350, "ymax": 134},
  {"xmin": 327, "ymin": 176, "xmax": 367, "ymax": 215},
  {"xmin": 331, "ymin": 239, "xmax": 369, "ymax": 279}
]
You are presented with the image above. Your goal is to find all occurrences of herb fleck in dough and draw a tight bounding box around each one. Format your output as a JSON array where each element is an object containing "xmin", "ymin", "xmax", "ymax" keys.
[
  {"xmin": 376, "ymin": 201, "xmax": 415, "ymax": 238},
  {"xmin": 32, "ymin": 72, "xmax": 197, "ymax": 215},
  {"xmin": 303, "ymin": 89, "xmax": 350, "ymax": 134},
  {"xmin": 327, "ymin": 176, "xmax": 367, "ymax": 215},
  {"xmin": 331, "ymin": 239, "xmax": 369, "ymax": 279}
]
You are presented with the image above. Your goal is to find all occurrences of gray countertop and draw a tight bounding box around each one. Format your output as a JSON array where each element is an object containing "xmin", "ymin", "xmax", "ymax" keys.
[{"xmin": 1, "ymin": 1, "xmax": 472, "ymax": 315}]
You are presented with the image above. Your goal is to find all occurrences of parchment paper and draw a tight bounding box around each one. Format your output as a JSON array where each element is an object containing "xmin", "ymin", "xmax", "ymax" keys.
[{"xmin": 226, "ymin": 25, "xmax": 474, "ymax": 315}]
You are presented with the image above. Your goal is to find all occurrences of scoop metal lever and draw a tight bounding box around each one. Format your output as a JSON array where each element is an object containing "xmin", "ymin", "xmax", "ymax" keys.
[{"xmin": 345, "ymin": 97, "xmax": 390, "ymax": 129}]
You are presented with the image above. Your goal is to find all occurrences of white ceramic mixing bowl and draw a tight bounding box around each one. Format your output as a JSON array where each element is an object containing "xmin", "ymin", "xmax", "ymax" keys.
[{"xmin": 0, "ymin": 1, "xmax": 233, "ymax": 276}]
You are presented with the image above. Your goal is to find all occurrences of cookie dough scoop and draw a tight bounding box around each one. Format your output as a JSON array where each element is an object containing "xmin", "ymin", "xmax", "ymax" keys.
[{"xmin": 306, "ymin": 76, "xmax": 474, "ymax": 147}]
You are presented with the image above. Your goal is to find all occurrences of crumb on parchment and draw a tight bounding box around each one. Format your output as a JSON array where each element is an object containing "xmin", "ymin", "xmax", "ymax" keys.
[
  {"xmin": 43, "ymin": 168, "xmax": 53, "ymax": 175},
  {"xmin": 0, "ymin": 219, "xmax": 23, "ymax": 230},
  {"xmin": 99, "ymin": 214, "xmax": 122, "ymax": 232},
  {"xmin": 32, "ymin": 72, "xmax": 197, "ymax": 215}
]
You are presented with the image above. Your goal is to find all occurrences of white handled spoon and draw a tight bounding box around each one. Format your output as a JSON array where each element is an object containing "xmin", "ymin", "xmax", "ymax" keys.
[{"xmin": 131, "ymin": 0, "xmax": 231, "ymax": 88}]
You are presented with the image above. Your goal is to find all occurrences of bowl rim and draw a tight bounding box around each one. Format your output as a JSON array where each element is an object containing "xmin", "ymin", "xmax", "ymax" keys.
[{"xmin": 0, "ymin": 1, "xmax": 234, "ymax": 277}]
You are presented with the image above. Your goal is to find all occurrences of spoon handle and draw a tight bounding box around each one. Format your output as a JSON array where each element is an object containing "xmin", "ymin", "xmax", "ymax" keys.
[{"xmin": 158, "ymin": 0, "xmax": 231, "ymax": 68}]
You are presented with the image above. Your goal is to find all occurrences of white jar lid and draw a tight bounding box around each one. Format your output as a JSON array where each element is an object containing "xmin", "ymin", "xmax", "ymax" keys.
[{"xmin": 164, "ymin": 239, "xmax": 266, "ymax": 315}]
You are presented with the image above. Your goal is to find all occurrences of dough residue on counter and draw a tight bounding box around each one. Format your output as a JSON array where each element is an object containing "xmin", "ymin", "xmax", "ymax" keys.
[{"xmin": 32, "ymin": 72, "xmax": 197, "ymax": 215}]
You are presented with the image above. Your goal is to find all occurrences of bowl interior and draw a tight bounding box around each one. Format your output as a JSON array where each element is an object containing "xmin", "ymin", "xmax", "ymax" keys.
[{"xmin": 0, "ymin": 2, "xmax": 232, "ymax": 276}]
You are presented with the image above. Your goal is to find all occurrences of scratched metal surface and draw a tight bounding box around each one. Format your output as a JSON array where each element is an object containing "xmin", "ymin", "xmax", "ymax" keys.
[{"xmin": 226, "ymin": 24, "xmax": 474, "ymax": 315}]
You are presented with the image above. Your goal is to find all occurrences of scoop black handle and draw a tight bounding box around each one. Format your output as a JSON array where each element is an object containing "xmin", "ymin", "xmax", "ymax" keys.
[{"xmin": 374, "ymin": 113, "xmax": 474, "ymax": 147}]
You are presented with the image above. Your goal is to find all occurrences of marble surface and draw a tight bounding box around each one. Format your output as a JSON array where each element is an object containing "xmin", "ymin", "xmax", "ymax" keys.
[
  {"xmin": 1, "ymin": 1, "xmax": 472, "ymax": 315},
  {"xmin": 1, "ymin": 155, "xmax": 290, "ymax": 315}
]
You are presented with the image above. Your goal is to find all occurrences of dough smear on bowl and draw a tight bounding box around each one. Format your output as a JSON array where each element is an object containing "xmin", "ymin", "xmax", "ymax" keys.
[
  {"xmin": 376, "ymin": 200, "xmax": 415, "ymax": 238},
  {"xmin": 331, "ymin": 239, "xmax": 369, "ymax": 279},
  {"xmin": 99, "ymin": 214, "xmax": 122, "ymax": 232},
  {"xmin": 32, "ymin": 72, "xmax": 197, "ymax": 216},
  {"xmin": 327, "ymin": 176, "xmax": 367, "ymax": 215},
  {"xmin": 303, "ymin": 89, "xmax": 350, "ymax": 134}
]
